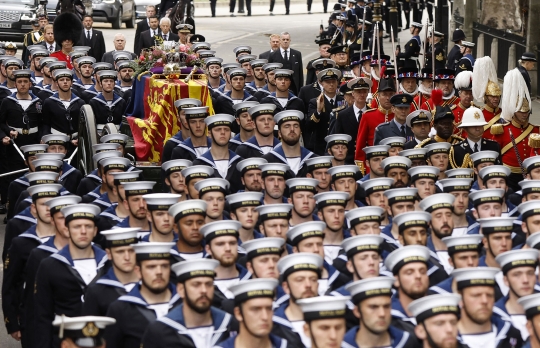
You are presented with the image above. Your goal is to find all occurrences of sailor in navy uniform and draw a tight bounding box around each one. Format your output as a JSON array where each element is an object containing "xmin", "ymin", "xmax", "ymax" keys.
[
  {"xmin": 81, "ymin": 62, "xmax": 113, "ymax": 103},
  {"xmin": 454, "ymin": 267, "xmax": 524, "ymax": 348},
  {"xmin": 36, "ymin": 60, "xmax": 67, "ymax": 101},
  {"xmin": 194, "ymin": 178, "xmax": 230, "ymax": 224},
  {"xmin": 396, "ymin": 22, "xmax": 422, "ymax": 69},
  {"xmin": 343, "ymin": 205, "xmax": 390, "ymax": 253},
  {"xmin": 251, "ymin": 62, "xmax": 283, "ymax": 102},
  {"xmin": 466, "ymin": 188, "xmax": 505, "ymax": 236},
  {"xmin": 180, "ymin": 165, "xmax": 215, "ymax": 200},
  {"xmin": 34, "ymin": 204, "xmax": 108, "ymax": 348},
  {"xmin": 139, "ymin": 193, "xmax": 181, "ymax": 244},
  {"xmin": 241, "ymin": 237, "xmax": 284, "ymax": 280},
  {"xmin": 456, "ymin": 41, "xmax": 475, "ymax": 74},
  {"xmin": 374, "ymin": 94, "xmax": 415, "ymax": 145},
  {"xmin": 114, "ymin": 60, "xmax": 134, "ymax": 105},
  {"xmin": 33, "ymin": 56, "xmax": 58, "ymax": 96},
  {"xmin": 28, "ymin": 48, "xmax": 49, "ymax": 88},
  {"xmin": 76, "ymin": 149, "xmax": 121, "ymax": 198},
  {"xmin": 260, "ymin": 68, "xmax": 306, "ymax": 113},
  {"xmin": 264, "ymin": 110, "xmax": 315, "ymax": 177},
  {"xmin": 315, "ymin": 191, "xmax": 352, "ymax": 263},
  {"xmin": 161, "ymin": 159, "xmax": 192, "ymax": 196},
  {"xmin": 259, "ymin": 163, "xmax": 291, "ymax": 204},
  {"xmin": 216, "ymin": 279, "xmax": 286, "ymax": 348},
  {"xmin": 0, "ymin": 58, "xmax": 24, "ymax": 100},
  {"xmin": 205, "ymin": 57, "xmax": 225, "ymax": 91},
  {"xmin": 344, "ymin": 276, "xmax": 420, "ymax": 347},
  {"xmin": 68, "ymin": 50, "xmax": 87, "ymax": 82},
  {"xmin": 168, "ymin": 200, "xmax": 207, "ymax": 263},
  {"xmin": 327, "ymin": 165, "xmax": 364, "ymax": 211},
  {"xmin": 72, "ymin": 55, "xmax": 96, "ymax": 96},
  {"xmin": 255, "ymin": 203, "xmax": 293, "ymax": 241},
  {"xmin": 272, "ymin": 253, "xmax": 324, "ymax": 347},
  {"xmin": 171, "ymin": 106, "xmax": 212, "ymax": 162},
  {"xmin": 304, "ymin": 156, "xmax": 332, "ymax": 193},
  {"xmin": 83, "ymin": 156, "xmax": 131, "ymax": 211},
  {"xmin": 113, "ymin": 181, "xmax": 155, "ymax": 239},
  {"xmin": 226, "ymin": 192, "xmax": 265, "ymax": 246},
  {"xmin": 104, "ymin": 242, "xmax": 182, "ymax": 348},
  {"xmin": 82, "ymin": 228, "xmax": 140, "ymax": 316},
  {"xmin": 2, "ymin": 184, "xmax": 61, "ymax": 346},
  {"xmin": 22, "ymin": 195, "xmax": 81, "ymax": 348},
  {"xmin": 235, "ymin": 104, "xmax": 280, "ymax": 159},
  {"xmin": 52, "ymin": 315, "xmax": 116, "ymax": 348},
  {"xmin": 88, "ymin": 70, "xmax": 127, "ymax": 129},
  {"xmin": 41, "ymin": 134, "xmax": 83, "ymax": 193},
  {"xmin": 235, "ymin": 158, "xmax": 267, "ymax": 193},
  {"xmin": 285, "ymin": 177, "xmax": 320, "ymax": 226},
  {"xmin": 438, "ymin": 178, "xmax": 476, "ymax": 235},
  {"xmin": 140, "ymin": 258, "xmax": 237, "ymax": 347},
  {"xmin": 517, "ymin": 293, "xmax": 540, "ymax": 348},
  {"xmin": 228, "ymin": 101, "xmax": 259, "ymax": 152}
]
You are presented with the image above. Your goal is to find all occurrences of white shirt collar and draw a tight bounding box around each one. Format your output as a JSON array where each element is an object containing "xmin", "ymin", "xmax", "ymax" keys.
[
  {"xmin": 352, "ymin": 104, "xmax": 366, "ymax": 121},
  {"xmin": 467, "ymin": 138, "xmax": 481, "ymax": 151},
  {"xmin": 325, "ymin": 95, "xmax": 335, "ymax": 104},
  {"xmin": 86, "ymin": 29, "xmax": 92, "ymax": 36}
]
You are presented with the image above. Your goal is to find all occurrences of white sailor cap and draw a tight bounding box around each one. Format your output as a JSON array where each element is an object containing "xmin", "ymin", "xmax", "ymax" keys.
[
  {"xmin": 222, "ymin": 62, "xmax": 241, "ymax": 72},
  {"xmin": 273, "ymin": 69, "xmax": 294, "ymax": 78},
  {"xmin": 259, "ymin": 163, "xmax": 290, "ymax": 178},
  {"xmin": 21, "ymin": 144, "xmax": 48, "ymax": 157},
  {"xmin": 31, "ymin": 159, "xmax": 63, "ymax": 172},
  {"xmin": 311, "ymin": 58, "xmax": 336, "ymax": 70},
  {"xmin": 191, "ymin": 42, "xmax": 211, "ymax": 52},
  {"xmin": 52, "ymin": 315, "xmax": 115, "ymax": 346},
  {"xmin": 176, "ymin": 23, "xmax": 194, "ymax": 31},
  {"xmin": 425, "ymin": 142, "xmax": 451, "ymax": 156},
  {"xmin": 408, "ymin": 294, "xmax": 461, "ymax": 323},
  {"xmin": 452, "ymin": 267, "xmax": 499, "ymax": 290},
  {"xmin": 194, "ymin": 178, "xmax": 230, "ymax": 197},
  {"xmin": 27, "ymin": 183, "xmax": 62, "ymax": 201},
  {"xmin": 229, "ymin": 279, "xmax": 279, "ymax": 305},
  {"xmin": 442, "ymin": 234, "xmax": 483, "ymax": 255},
  {"xmin": 162, "ymin": 159, "xmax": 193, "ymax": 175},
  {"xmin": 518, "ymin": 293, "xmax": 540, "ymax": 319},
  {"xmin": 314, "ymin": 191, "xmax": 349, "ymax": 209},
  {"xmin": 286, "ymin": 178, "xmax": 319, "ymax": 194},
  {"xmin": 297, "ymin": 296, "xmax": 350, "ymax": 321},
  {"xmin": 419, "ymin": 193, "xmax": 455, "ymax": 213},
  {"xmin": 360, "ymin": 178, "xmax": 394, "ymax": 195},
  {"xmin": 199, "ymin": 220, "xmax": 241, "ymax": 242},
  {"xmin": 393, "ymin": 211, "xmax": 431, "ymax": 234},
  {"xmin": 399, "ymin": 148, "xmax": 427, "ymax": 161},
  {"xmin": 325, "ymin": 134, "xmax": 352, "ymax": 148},
  {"xmin": 100, "ymin": 134, "xmax": 128, "ymax": 146},
  {"xmin": 406, "ymin": 110, "xmax": 432, "ymax": 128},
  {"xmin": 41, "ymin": 134, "xmax": 69, "ymax": 145},
  {"xmin": 204, "ymin": 114, "xmax": 235, "ymax": 129},
  {"xmin": 255, "ymin": 203, "xmax": 292, "ymax": 222},
  {"xmin": 341, "ymin": 235, "xmax": 384, "ymax": 258},
  {"xmin": 168, "ymin": 200, "xmax": 207, "ymax": 222},
  {"xmin": 345, "ymin": 206, "xmax": 384, "ymax": 226},
  {"xmin": 327, "ymin": 165, "xmax": 359, "ymax": 181},
  {"xmin": 469, "ymin": 150, "xmax": 498, "ymax": 167},
  {"xmin": 233, "ymin": 45, "xmax": 252, "ymax": 56},
  {"xmin": 317, "ymin": 68, "xmax": 342, "ymax": 82},
  {"xmin": 519, "ymin": 180, "xmax": 540, "ymax": 196},
  {"xmin": 478, "ymin": 165, "xmax": 510, "ymax": 181},
  {"xmin": 26, "ymin": 171, "xmax": 58, "ymax": 186},
  {"xmin": 242, "ymin": 237, "xmax": 285, "ymax": 260},
  {"xmin": 198, "ymin": 50, "xmax": 216, "ymax": 59},
  {"xmin": 527, "ymin": 233, "xmax": 540, "ymax": 250},
  {"xmin": 345, "ymin": 276, "xmax": 395, "ymax": 304},
  {"xmin": 45, "ymin": 195, "xmax": 81, "ymax": 215},
  {"xmin": 99, "ymin": 157, "xmax": 130, "ymax": 172},
  {"xmin": 61, "ymin": 204, "xmax": 101, "ymax": 224},
  {"xmin": 101, "ymin": 228, "xmax": 140, "ymax": 248},
  {"xmin": 172, "ymin": 259, "xmax": 219, "ymax": 282},
  {"xmin": 380, "ymin": 136, "xmax": 406, "ymax": 148},
  {"xmin": 250, "ymin": 59, "xmax": 268, "ymax": 68},
  {"xmin": 181, "ymin": 165, "xmax": 214, "ymax": 183},
  {"xmin": 383, "ymin": 188, "xmax": 418, "ymax": 206},
  {"xmin": 469, "ymin": 188, "xmax": 504, "ymax": 207},
  {"xmin": 132, "ymin": 242, "xmax": 175, "ymax": 261},
  {"xmin": 262, "ymin": 62, "xmax": 283, "ymax": 72},
  {"xmin": 93, "ymin": 143, "xmax": 121, "ymax": 153},
  {"xmin": 384, "ymin": 245, "xmax": 431, "ymax": 274},
  {"xmin": 233, "ymin": 101, "xmax": 259, "ymax": 116},
  {"xmin": 496, "ymin": 249, "xmax": 539, "ymax": 274},
  {"xmin": 445, "ymin": 168, "xmax": 474, "ymax": 178},
  {"xmin": 523, "ymin": 156, "xmax": 540, "ymax": 174},
  {"xmin": 411, "ymin": 21, "xmax": 423, "ymax": 28},
  {"xmin": 110, "ymin": 170, "xmax": 142, "ymax": 185},
  {"xmin": 174, "ymin": 98, "xmax": 202, "ymax": 110},
  {"xmin": 287, "ymin": 221, "xmax": 326, "ymax": 246},
  {"xmin": 227, "ymin": 67, "xmax": 247, "ymax": 78},
  {"xmin": 439, "ymin": 178, "xmax": 473, "ymax": 192},
  {"xmin": 236, "ymin": 158, "xmax": 267, "ymax": 174},
  {"xmin": 381, "ymin": 156, "xmax": 411, "ymax": 173},
  {"xmin": 478, "ymin": 217, "xmax": 515, "ymax": 235},
  {"xmin": 461, "ymin": 41, "xmax": 475, "ymax": 47},
  {"xmin": 408, "ymin": 165, "xmax": 440, "ymax": 182},
  {"xmin": 142, "ymin": 193, "xmax": 181, "ymax": 211},
  {"xmin": 121, "ymin": 181, "xmax": 154, "ymax": 197},
  {"xmin": 274, "ymin": 110, "xmax": 304, "ymax": 125},
  {"xmin": 248, "ymin": 103, "xmax": 277, "ymax": 119},
  {"xmin": 184, "ymin": 106, "xmax": 209, "ymax": 120},
  {"xmin": 518, "ymin": 200, "xmax": 540, "ymax": 220},
  {"xmin": 277, "ymin": 252, "xmax": 323, "ymax": 279},
  {"xmin": 35, "ymin": 153, "xmax": 65, "ymax": 161},
  {"xmin": 226, "ymin": 192, "xmax": 263, "ymax": 210},
  {"xmin": 305, "ymin": 156, "xmax": 333, "ymax": 172}
]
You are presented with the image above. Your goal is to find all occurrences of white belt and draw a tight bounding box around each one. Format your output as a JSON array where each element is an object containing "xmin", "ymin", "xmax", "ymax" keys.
[
  {"xmin": 9, "ymin": 126, "xmax": 37, "ymax": 135},
  {"xmin": 51, "ymin": 128, "xmax": 78, "ymax": 138}
]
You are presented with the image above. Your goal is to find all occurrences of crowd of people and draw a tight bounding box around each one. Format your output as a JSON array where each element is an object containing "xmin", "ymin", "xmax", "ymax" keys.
[{"xmin": 1, "ymin": 1, "xmax": 540, "ymax": 348}]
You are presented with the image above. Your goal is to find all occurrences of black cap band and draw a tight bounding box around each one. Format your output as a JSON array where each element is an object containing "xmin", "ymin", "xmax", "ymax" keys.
[
  {"xmin": 351, "ymin": 288, "xmax": 392, "ymax": 305},
  {"xmin": 106, "ymin": 237, "xmax": 138, "ymax": 248},
  {"xmin": 177, "ymin": 269, "xmax": 215, "ymax": 283}
]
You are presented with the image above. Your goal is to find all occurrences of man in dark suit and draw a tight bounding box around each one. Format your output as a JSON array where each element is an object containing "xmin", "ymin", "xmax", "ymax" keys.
[
  {"xmin": 138, "ymin": 16, "xmax": 161, "ymax": 53},
  {"xmin": 334, "ymin": 77, "xmax": 372, "ymax": 164},
  {"xmin": 259, "ymin": 34, "xmax": 280, "ymax": 60},
  {"xmin": 134, "ymin": 5, "xmax": 156, "ymax": 55},
  {"xmin": 39, "ymin": 24, "xmax": 57, "ymax": 53},
  {"xmin": 267, "ymin": 32, "xmax": 303, "ymax": 95},
  {"xmin": 80, "ymin": 15, "xmax": 106, "ymax": 62},
  {"xmin": 374, "ymin": 94, "xmax": 415, "ymax": 145},
  {"xmin": 102, "ymin": 34, "xmax": 137, "ymax": 65},
  {"xmin": 156, "ymin": 17, "xmax": 179, "ymax": 43}
]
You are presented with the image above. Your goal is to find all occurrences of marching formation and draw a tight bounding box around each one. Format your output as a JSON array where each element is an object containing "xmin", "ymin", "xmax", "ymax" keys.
[{"xmin": 1, "ymin": 2, "xmax": 540, "ymax": 348}]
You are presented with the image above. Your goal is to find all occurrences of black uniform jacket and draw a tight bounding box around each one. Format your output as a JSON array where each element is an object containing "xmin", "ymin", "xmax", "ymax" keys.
[
  {"xmin": 42, "ymin": 92, "xmax": 85, "ymax": 137},
  {"xmin": 235, "ymin": 135, "xmax": 280, "ymax": 159},
  {"xmin": 2, "ymin": 207, "xmax": 36, "ymax": 262},
  {"xmin": 450, "ymin": 138, "xmax": 501, "ymax": 169},
  {"xmin": 192, "ymin": 149, "xmax": 244, "ymax": 193},
  {"xmin": 262, "ymin": 143, "xmax": 315, "ymax": 178},
  {"xmin": 88, "ymin": 92, "xmax": 127, "ymax": 125},
  {"xmin": 82, "ymin": 267, "xmax": 133, "ymax": 316},
  {"xmin": 306, "ymin": 94, "xmax": 345, "ymax": 155},
  {"xmin": 260, "ymin": 91, "xmax": 306, "ymax": 114},
  {"xmin": 334, "ymin": 104, "xmax": 361, "ymax": 164},
  {"xmin": 171, "ymin": 136, "xmax": 212, "ymax": 162}
]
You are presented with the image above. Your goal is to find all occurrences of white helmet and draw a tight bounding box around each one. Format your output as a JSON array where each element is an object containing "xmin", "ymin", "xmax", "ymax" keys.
[{"xmin": 458, "ymin": 107, "xmax": 487, "ymax": 128}]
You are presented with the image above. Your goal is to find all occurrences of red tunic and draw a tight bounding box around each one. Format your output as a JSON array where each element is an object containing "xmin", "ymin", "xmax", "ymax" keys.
[
  {"xmin": 412, "ymin": 93, "xmax": 430, "ymax": 112},
  {"xmin": 50, "ymin": 50, "xmax": 73, "ymax": 70},
  {"xmin": 421, "ymin": 95, "xmax": 460, "ymax": 112},
  {"xmin": 481, "ymin": 105, "xmax": 502, "ymax": 138},
  {"xmin": 491, "ymin": 120, "xmax": 539, "ymax": 174},
  {"xmin": 451, "ymin": 102, "xmax": 468, "ymax": 138},
  {"xmin": 354, "ymin": 106, "xmax": 395, "ymax": 163}
]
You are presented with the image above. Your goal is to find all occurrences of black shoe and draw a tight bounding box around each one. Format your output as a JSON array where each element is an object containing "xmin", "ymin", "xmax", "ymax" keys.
[
  {"xmin": 383, "ymin": 34, "xmax": 390, "ymax": 38},
  {"xmin": 0, "ymin": 204, "xmax": 5, "ymax": 214},
  {"xmin": 238, "ymin": 9, "xmax": 245, "ymax": 13}
]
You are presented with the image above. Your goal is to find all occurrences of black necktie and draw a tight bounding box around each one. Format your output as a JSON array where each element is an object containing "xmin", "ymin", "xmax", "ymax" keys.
[
  {"xmin": 400, "ymin": 125, "xmax": 406, "ymax": 137},
  {"xmin": 330, "ymin": 99, "xmax": 334, "ymax": 108},
  {"xmin": 164, "ymin": 34, "xmax": 168, "ymax": 41},
  {"xmin": 49, "ymin": 44, "xmax": 53, "ymax": 52},
  {"xmin": 87, "ymin": 31, "xmax": 91, "ymax": 41},
  {"xmin": 284, "ymin": 50, "xmax": 288, "ymax": 61},
  {"xmin": 474, "ymin": 143, "xmax": 479, "ymax": 152}
]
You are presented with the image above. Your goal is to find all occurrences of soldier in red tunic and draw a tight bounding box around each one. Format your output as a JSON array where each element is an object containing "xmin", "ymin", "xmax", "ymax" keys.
[
  {"xmin": 472, "ymin": 56, "xmax": 503, "ymax": 138},
  {"xmin": 366, "ymin": 55, "xmax": 391, "ymax": 108},
  {"xmin": 490, "ymin": 68, "xmax": 538, "ymax": 192},
  {"xmin": 354, "ymin": 76, "xmax": 396, "ymax": 164},
  {"xmin": 411, "ymin": 68, "xmax": 432, "ymax": 111},
  {"xmin": 49, "ymin": 13, "xmax": 82, "ymax": 70},
  {"xmin": 422, "ymin": 68, "xmax": 460, "ymax": 112}
]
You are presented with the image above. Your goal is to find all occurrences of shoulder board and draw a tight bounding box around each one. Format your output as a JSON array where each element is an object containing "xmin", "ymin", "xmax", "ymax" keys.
[
  {"xmin": 415, "ymin": 138, "xmax": 432, "ymax": 148},
  {"xmin": 490, "ymin": 123, "xmax": 504, "ymax": 135},
  {"xmin": 529, "ymin": 133, "xmax": 540, "ymax": 148},
  {"xmin": 450, "ymin": 104, "xmax": 457, "ymax": 110},
  {"xmin": 364, "ymin": 108, "xmax": 376, "ymax": 113}
]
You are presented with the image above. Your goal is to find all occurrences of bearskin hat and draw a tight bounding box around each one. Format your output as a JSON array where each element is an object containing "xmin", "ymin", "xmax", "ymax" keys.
[{"xmin": 53, "ymin": 12, "xmax": 83, "ymax": 48}]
